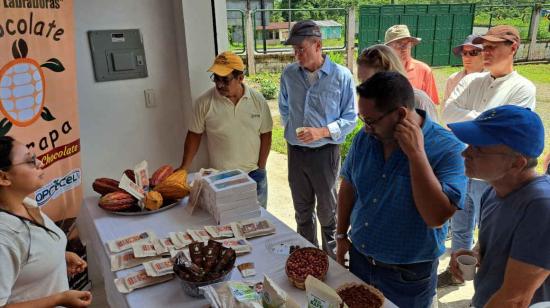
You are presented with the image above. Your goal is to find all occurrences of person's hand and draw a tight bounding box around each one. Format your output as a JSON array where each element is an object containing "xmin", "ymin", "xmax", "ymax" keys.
[
  {"xmin": 336, "ymin": 237, "xmax": 351, "ymax": 268},
  {"xmin": 66, "ymin": 252, "xmax": 87, "ymax": 276},
  {"xmin": 394, "ymin": 116, "xmax": 424, "ymax": 159},
  {"xmin": 449, "ymin": 249, "xmax": 480, "ymax": 283},
  {"xmin": 297, "ymin": 127, "xmax": 329, "ymax": 144},
  {"xmin": 57, "ymin": 290, "xmax": 92, "ymax": 307}
]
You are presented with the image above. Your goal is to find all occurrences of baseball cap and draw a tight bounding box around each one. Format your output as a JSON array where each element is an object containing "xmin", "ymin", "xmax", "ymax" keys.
[
  {"xmin": 384, "ymin": 25, "xmax": 421, "ymax": 45},
  {"xmin": 207, "ymin": 51, "xmax": 245, "ymax": 76},
  {"xmin": 472, "ymin": 25, "xmax": 520, "ymax": 45},
  {"xmin": 283, "ymin": 20, "xmax": 322, "ymax": 45},
  {"xmin": 448, "ymin": 105, "xmax": 544, "ymax": 158},
  {"xmin": 452, "ymin": 34, "xmax": 483, "ymax": 56}
]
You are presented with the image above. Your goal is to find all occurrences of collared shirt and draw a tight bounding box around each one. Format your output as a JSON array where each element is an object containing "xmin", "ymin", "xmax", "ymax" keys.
[
  {"xmin": 405, "ymin": 58, "xmax": 439, "ymax": 105},
  {"xmin": 189, "ymin": 84, "xmax": 273, "ymax": 173},
  {"xmin": 341, "ymin": 110, "xmax": 467, "ymax": 264},
  {"xmin": 444, "ymin": 70, "xmax": 467, "ymax": 102},
  {"xmin": 473, "ymin": 175, "xmax": 550, "ymax": 307},
  {"xmin": 278, "ymin": 55, "xmax": 356, "ymax": 147},
  {"xmin": 0, "ymin": 198, "xmax": 68, "ymax": 306},
  {"xmin": 442, "ymin": 71, "xmax": 536, "ymax": 124}
]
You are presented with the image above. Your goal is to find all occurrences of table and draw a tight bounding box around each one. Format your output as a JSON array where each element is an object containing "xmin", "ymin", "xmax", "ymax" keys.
[{"xmin": 77, "ymin": 196, "xmax": 397, "ymax": 307}]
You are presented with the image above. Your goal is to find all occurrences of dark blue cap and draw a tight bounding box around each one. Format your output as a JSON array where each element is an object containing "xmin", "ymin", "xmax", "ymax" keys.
[
  {"xmin": 448, "ymin": 105, "xmax": 545, "ymax": 158},
  {"xmin": 283, "ymin": 20, "xmax": 322, "ymax": 45}
]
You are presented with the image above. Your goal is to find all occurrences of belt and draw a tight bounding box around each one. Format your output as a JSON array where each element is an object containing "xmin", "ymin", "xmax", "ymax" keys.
[
  {"xmin": 288, "ymin": 143, "xmax": 336, "ymax": 152},
  {"xmin": 365, "ymin": 256, "xmax": 418, "ymax": 276}
]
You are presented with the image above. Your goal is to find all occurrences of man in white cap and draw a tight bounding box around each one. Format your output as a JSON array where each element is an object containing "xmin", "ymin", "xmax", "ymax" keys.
[
  {"xmin": 179, "ymin": 51, "xmax": 273, "ymax": 208},
  {"xmin": 385, "ymin": 24, "xmax": 439, "ymax": 105},
  {"xmin": 444, "ymin": 34, "xmax": 484, "ymax": 102}
]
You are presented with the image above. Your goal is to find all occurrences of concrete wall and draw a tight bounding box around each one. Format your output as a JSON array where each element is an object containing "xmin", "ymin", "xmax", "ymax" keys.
[{"xmin": 75, "ymin": 0, "xmax": 228, "ymax": 197}]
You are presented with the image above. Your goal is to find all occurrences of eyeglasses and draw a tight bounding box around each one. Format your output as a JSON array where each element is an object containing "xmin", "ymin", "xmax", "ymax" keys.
[
  {"xmin": 388, "ymin": 41, "xmax": 411, "ymax": 50},
  {"xmin": 468, "ymin": 146, "xmax": 518, "ymax": 157},
  {"xmin": 210, "ymin": 74, "xmax": 235, "ymax": 85},
  {"xmin": 293, "ymin": 43, "xmax": 313, "ymax": 55},
  {"xmin": 0, "ymin": 154, "xmax": 39, "ymax": 170},
  {"xmin": 462, "ymin": 50, "xmax": 481, "ymax": 57},
  {"xmin": 358, "ymin": 108, "xmax": 398, "ymax": 128}
]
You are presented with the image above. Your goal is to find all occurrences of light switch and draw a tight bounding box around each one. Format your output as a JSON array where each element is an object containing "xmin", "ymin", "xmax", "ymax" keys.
[{"xmin": 144, "ymin": 89, "xmax": 156, "ymax": 108}]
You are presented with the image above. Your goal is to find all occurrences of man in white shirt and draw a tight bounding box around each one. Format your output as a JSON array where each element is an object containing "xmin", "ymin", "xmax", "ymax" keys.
[{"xmin": 439, "ymin": 25, "xmax": 536, "ymax": 288}]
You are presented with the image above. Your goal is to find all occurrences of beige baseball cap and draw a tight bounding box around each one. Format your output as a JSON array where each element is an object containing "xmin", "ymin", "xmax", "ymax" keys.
[{"xmin": 384, "ymin": 25, "xmax": 421, "ymax": 45}]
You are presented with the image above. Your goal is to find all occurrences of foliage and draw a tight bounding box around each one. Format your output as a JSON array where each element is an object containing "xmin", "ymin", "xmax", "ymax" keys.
[
  {"xmin": 326, "ymin": 50, "xmax": 346, "ymax": 65},
  {"xmin": 248, "ymin": 73, "xmax": 281, "ymax": 99}
]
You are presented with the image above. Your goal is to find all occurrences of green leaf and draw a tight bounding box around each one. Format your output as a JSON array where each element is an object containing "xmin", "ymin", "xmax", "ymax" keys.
[
  {"xmin": 41, "ymin": 58, "xmax": 65, "ymax": 72},
  {"xmin": 41, "ymin": 107, "xmax": 56, "ymax": 121},
  {"xmin": 0, "ymin": 118, "xmax": 13, "ymax": 136}
]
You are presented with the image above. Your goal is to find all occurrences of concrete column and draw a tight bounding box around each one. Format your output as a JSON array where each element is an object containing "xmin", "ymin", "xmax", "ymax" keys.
[
  {"xmin": 246, "ymin": 9, "xmax": 256, "ymax": 74},
  {"xmin": 528, "ymin": 4, "xmax": 542, "ymax": 61},
  {"xmin": 346, "ymin": 7, "xmax": 356, "ymax": 72}
]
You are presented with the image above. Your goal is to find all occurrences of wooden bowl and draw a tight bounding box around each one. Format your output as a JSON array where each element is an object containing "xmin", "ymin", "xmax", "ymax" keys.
[{"xmin": 285, "ymin": 247, "xmax": 329, "ymax": 289}]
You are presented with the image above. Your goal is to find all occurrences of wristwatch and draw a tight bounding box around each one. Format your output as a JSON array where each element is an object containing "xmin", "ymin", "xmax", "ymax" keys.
[{"xmin": 335, "ymin": 233, "xmax": 348, "ymax": 240}]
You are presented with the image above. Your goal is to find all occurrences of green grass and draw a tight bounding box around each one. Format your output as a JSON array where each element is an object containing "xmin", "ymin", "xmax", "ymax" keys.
[
  {"xmin": 271, "ymin": 115, "xmax": 287, "ymax": 155},
  {"xmin": 515, "ymin": 64, "xmax": 550, "ymax": 84}
]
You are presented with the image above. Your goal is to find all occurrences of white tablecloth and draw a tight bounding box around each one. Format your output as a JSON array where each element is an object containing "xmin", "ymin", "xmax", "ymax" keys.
[{"xmin": 76, "ymin": 196, "xmax": 397, "ymax": 308}]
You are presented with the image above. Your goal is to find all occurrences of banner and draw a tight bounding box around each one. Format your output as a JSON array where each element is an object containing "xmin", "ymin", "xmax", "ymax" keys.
[{"xmin": 0, "ymin": 0, "xmax": 82, "ymax": 223}]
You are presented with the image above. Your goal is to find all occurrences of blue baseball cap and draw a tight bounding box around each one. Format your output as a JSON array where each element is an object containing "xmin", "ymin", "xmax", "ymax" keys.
[{"xmin": 448, "ymin": 105, "xmax": 545, "ymax": 158}]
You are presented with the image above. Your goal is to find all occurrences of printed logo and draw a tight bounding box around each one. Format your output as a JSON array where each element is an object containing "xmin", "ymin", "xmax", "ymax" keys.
[
  {"xmin": 0, "ymin": 38, "xmax": 63, "ymax": 132},
  {"xmin": 34, "ymin": 168, "xmax": 81, "ymax": 206}
]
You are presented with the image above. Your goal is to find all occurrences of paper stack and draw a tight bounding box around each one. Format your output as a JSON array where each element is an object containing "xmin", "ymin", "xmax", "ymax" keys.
[{"xmin": 201, "ymin": 169, "xmax": 260, "ymax": 225}]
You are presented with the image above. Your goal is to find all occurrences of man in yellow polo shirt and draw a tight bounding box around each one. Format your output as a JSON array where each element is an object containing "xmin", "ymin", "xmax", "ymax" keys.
[{"xmin": 179, "ymin": 51, "xmax": 273, "ymax": 208}]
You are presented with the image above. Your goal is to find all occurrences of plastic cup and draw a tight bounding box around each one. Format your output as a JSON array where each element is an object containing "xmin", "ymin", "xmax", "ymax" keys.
[
  {"xmin": 295, "ymin": 127, "xmax": 305, "ymax": 136},
  {"xmin": 457, "ymin": 255, "xmax": 477, "ymax": 281}
]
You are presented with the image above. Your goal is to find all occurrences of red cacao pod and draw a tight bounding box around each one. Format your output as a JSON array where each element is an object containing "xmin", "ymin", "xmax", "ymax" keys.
[
  {"xmin": 150, "ymin": 165, "xmax": 174, "ymax": 187},
  {"xmin": 98, "ymin": 191, "xmax": 137, "ymax": 211},
  {"xmin": 92, "ymin": 178, "xmax": 123, "ymax": 196},
  {"xmin": 123, "ymin": 169, "xmax": 136, "ymax": 183}
]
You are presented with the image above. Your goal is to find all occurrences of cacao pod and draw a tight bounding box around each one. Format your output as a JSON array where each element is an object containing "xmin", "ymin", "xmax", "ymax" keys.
[
  {"xmin": 123, "ymin": 169, "xmax": 136, "ymax": 183},
  {"xmin": 154, "ymin": 169, "xmax": 190, "ymax": 200},
  {"xmin": 144, "ymin": 191, "xmax": 163, "ymax": 211},
  {"xmin": 150, "ymin": 165, "xmax": 174, "ymax": 187},
  {"xmin": 98, "ymin": 191, "xmax": 137, "ymax": 212},
  {"xmin": 92, "ymin": 178, "xmax": 123, "ymax": 196}
]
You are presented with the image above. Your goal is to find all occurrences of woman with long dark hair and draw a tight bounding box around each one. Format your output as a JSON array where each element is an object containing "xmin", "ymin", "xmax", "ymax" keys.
[{"xmin": 0, "ymin": 136, "xmax": 91, "ymax": 307}]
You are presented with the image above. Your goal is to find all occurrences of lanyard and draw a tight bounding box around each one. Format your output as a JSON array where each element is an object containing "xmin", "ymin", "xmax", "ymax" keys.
[{"xmin": 0, "ymin": 207, "xmax": 60, "ymax": 239}]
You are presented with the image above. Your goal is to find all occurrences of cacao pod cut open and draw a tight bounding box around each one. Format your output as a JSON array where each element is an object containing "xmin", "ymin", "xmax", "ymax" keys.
[
  {"xmin": 150, "ymin": 165, "xmax": 174, "ymax": 187},
  {"xmin": 92, "ymin": 178, "xmax": 123, "ymax": 196},
  {"xmin": 123, "ymin": 169, "xmax": 136, "ymax": 183},
  {"xmin": 154, "ymin": 169, "xmax": 190, "ymax": 200},
  {"xmin": 144, "ymin": 191, "xmax": 163, "ymax": 211},
  {"xmin": 98, "ymin": 191, "xmax": 137, "ymax": 212}
]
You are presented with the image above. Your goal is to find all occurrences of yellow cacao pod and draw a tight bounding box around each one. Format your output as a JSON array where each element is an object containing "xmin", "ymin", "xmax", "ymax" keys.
[
  {"xmin": 153, "ymin": 169, "xmax": 190, "ymax": 200},
  {"xmin": 144, "ymin": 190, "xmax": 163, "ymax": 211}
]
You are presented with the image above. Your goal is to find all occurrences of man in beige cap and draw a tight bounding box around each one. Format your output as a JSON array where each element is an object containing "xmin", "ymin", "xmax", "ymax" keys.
[
  {"xmin": 385, "ymin": 24, "xmax": 439, "ymax": 105},
  {"xmin": 439, "ymin": 25, "xmax": 536, "ymax": 288},
  {"xmin": 179, "ymin": 51, "xmax": 273, "ymax": 208}
]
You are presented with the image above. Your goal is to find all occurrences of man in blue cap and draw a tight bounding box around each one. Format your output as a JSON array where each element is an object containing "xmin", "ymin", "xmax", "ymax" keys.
[
  {"xmin": 448, "ymin": 105, "xmax": 550, "ymax": 307},
  {"xmin": 278, "ymin": 20, "xmax": 356, "ymax": 256}
]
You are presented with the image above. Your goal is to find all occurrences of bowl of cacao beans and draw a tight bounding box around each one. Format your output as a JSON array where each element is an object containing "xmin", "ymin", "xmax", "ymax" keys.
[
  {"xmin": 336, "ymin": 282, "xmax": 385, "ymax": 308},
  {"xmin": 173, "ymin": 241, "xmax": 236, "ymax": 297},
  {"xmin": 285, "ymin": 247, "xmax": 329, "ymax": 289}
]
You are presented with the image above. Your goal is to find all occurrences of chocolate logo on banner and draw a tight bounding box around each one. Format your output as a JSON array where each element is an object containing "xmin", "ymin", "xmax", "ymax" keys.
[
  {"xmin": 2, "ymin": 1, "xmax": 62, "ymax": 9},
  {"xmin": 37, "ymin": 138, "xmax": 80, "ymax": 168}
]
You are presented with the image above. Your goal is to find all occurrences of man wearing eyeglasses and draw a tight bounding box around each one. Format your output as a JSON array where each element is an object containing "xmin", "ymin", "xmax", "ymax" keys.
[
  {"xmin": 278, "ymin": 20, "xmax": 356, "ymax": 256},
  {"xmin": 447, "ymin": 105, "xmax": 550, "ymax": 307},
  {"xmin": 179, "ymin": 51, "xmax": 273, "ymax": 208},
  {"xmin": 439, "ymin": 25, "xmax": 537, "ymax": 288},
  {"xmin": 336, "ymin": 71, "xmax": 467, "ymax": 307},
  {"xmin": 443, "ymin": 34, "xmax": 484, "ymax": 102},
  {"xmin": 385, "ymin": 24, "xmax": 439, "ymax": 105}
]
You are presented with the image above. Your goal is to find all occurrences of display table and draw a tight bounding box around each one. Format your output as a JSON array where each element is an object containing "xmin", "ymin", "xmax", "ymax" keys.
[{"xmin": 76, "ymin": 196, "xmax": 397, "ymax": 308}]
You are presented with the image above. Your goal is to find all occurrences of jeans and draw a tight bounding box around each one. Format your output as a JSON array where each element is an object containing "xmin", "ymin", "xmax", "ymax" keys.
[
  {"xmin": 248, "ymin": 168, "xmax": 268, "ymax": 209},
  {"xmin": 451, "ymin": 179, "xmax": 490, "ymax": 251},
  {"xmin": 349, "ymin": 245, "xmax": 438, "ymax": 308}
]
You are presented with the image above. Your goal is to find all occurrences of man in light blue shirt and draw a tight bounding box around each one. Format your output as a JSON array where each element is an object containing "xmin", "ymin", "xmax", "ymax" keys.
[{"xmin": 278, "ymin": 20, "xmax": 356, "ymax": 256}]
